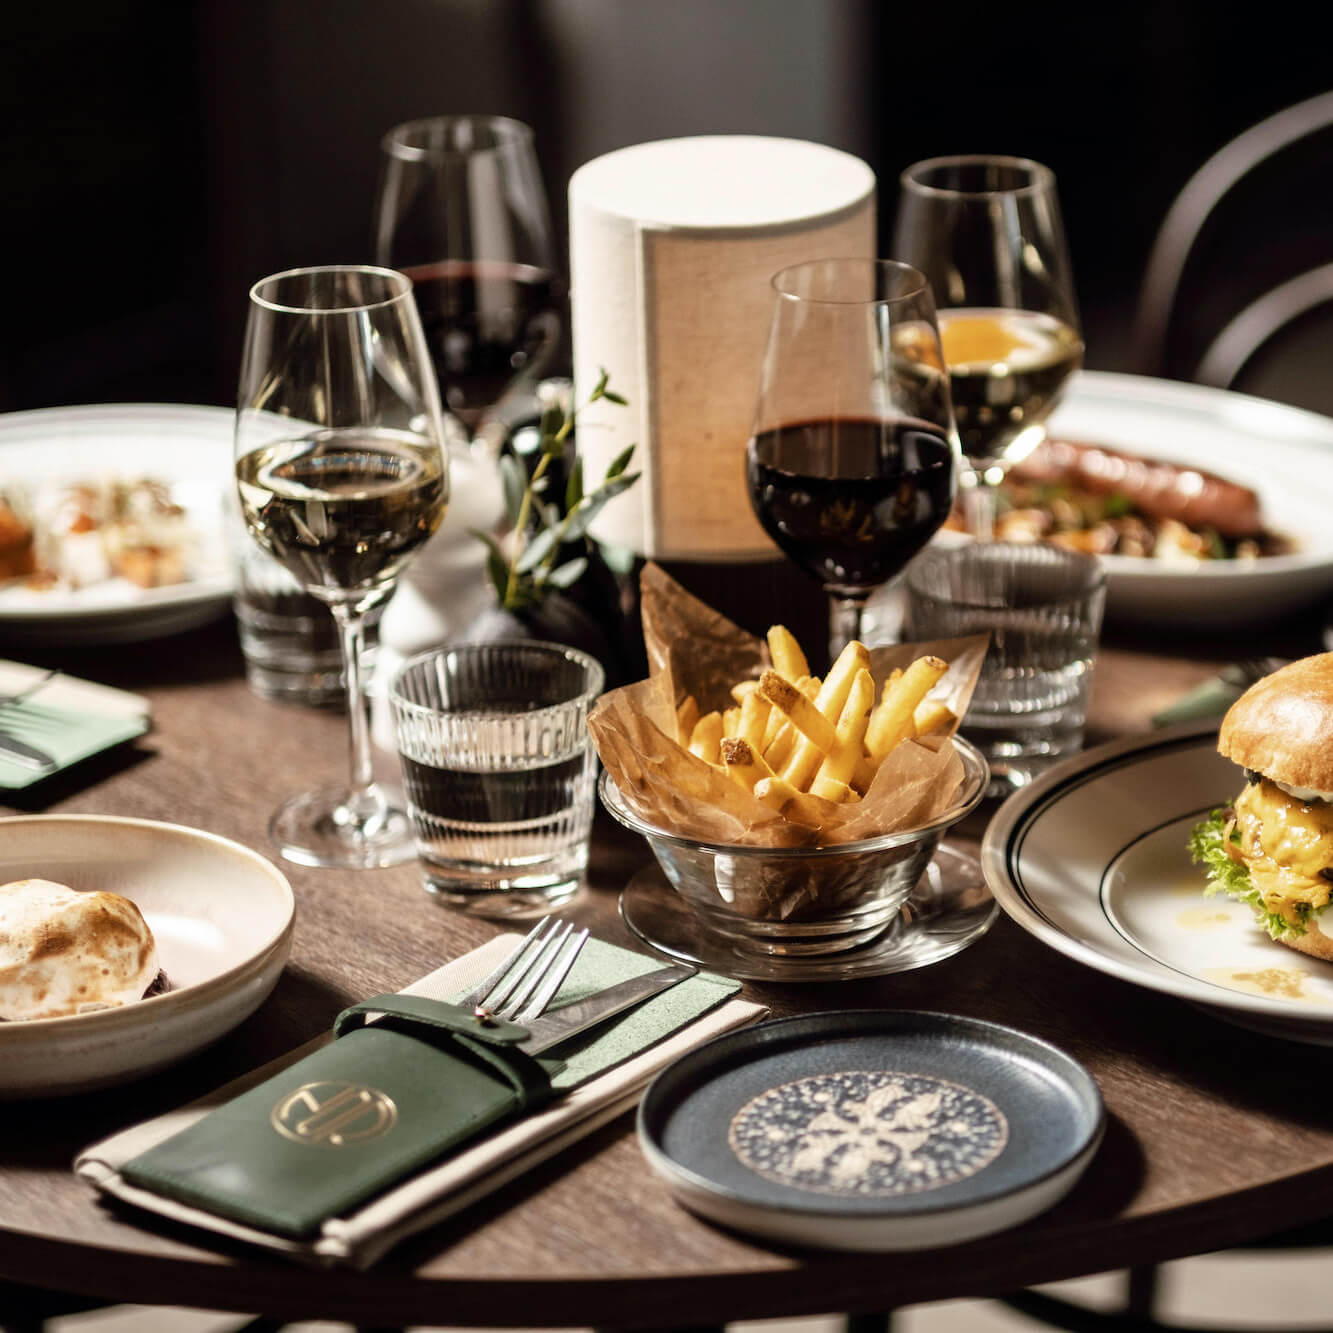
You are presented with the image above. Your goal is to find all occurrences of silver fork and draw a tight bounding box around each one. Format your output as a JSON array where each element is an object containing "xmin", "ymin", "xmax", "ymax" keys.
[
  {"xmin": 0, "ymin": 668, "xmax": 59, "ymax": 713},
  {"xmin": 460, "ymin": 917, "xmax": 590, "ymax": 1026}
]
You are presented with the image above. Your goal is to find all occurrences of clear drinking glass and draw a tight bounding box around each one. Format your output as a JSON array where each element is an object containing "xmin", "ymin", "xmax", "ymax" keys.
[
  {"xmin": 236, "ymin": 265, "xmax": 450, "ymax": 868},
  {"xmin": 904, "ymin": 542, "xmax": 1106, "ymax": 795},
  {"xmin": 892, "ymin": 156, "xmax": 1083, "ymax": 538},
  {"xmin": 389, "ymin": 641, "xmax": 604, "ymax": 916},
  {"xmin": 374, "ymin": 114, "xmax": 562, "ymax": 448},
  {"xmin": 745, "ymin": 258, "xmax": 959, "ymax": 665}
]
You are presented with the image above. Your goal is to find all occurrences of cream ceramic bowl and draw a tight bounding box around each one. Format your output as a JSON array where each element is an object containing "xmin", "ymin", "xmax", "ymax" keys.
[{"xmin": 0, "ymin": 815, "xmax": 295, "ymax": 1097}]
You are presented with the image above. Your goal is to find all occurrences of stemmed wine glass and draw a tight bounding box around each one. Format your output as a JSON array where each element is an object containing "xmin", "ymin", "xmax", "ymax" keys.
[
  {"xmin": 374, "ymin": 114, "xmax": 562, "ymax": 450},
  {"xmin": 892, "ymin": 156, "xmax": 1083, "ymax": 539},
  {"xmin": 236, "ymin": 265, "xmax": 450, "ymax": 868},
  {"xmin": 746, "ymin": 258, "xmax": 959, "ymax": 664}
]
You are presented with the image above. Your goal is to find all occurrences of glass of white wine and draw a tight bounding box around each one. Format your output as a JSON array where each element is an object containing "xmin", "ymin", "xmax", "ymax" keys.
[
  {"xmin": 892, "ymin": 155, "xmax": 1083, "ymax": 538},
  {"xmin": 236, "ymin": 265, "xmax": 450, "ymax": 868}
]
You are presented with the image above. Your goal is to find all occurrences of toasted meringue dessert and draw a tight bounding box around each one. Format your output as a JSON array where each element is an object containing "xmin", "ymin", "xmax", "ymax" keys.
[{"xmin": 0, "ymin": 879, "xmax": 159, "ymax": 1021}]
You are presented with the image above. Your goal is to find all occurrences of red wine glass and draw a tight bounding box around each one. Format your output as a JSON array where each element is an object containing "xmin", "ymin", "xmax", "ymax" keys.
[
  {"xmin": 746, "ymin": 258, "xmax": 959, "ymax": 663},
  {"xmin": 374, "ymin": 115, "xmax": 562, "ymax": 450}
]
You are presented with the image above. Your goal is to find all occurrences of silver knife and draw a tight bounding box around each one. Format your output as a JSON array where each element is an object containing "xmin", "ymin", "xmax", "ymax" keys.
[
  {"xmin": 518, "ymin": 963, "xmax": 698, "ymax": 1053},
  {"xmin": 0, "ymin": 730, "xmax": 57, "ymax": 773}
]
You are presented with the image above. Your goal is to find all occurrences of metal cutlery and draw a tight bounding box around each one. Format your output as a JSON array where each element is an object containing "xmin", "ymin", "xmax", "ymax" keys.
[
  {"xmin": 0, "ymin": 668, "xmax": 59, "ymax": 712},
  {"xmin": 0, "ymin": 730, "xmax": 57, "ymax": 773},
  {"xmin": 457, "ymin": 916, "xmax": 698, "ymax": 1053}
]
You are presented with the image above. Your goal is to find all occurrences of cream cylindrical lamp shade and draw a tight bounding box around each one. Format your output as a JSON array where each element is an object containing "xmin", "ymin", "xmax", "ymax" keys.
[{"xmin": 569, "ymin": 136, "xmax": 876, "ymax": 560}]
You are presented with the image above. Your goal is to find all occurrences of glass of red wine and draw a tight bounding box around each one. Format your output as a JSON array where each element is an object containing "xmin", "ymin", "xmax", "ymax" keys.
[
  {"xmin": 236, "ymin": 266, "xmax": 450, "ymax": 868},
  {"xmin": 892, "ymin": 156, "xmax": 1083, "ymax": 539},
  {"xmin": 374, "ymin": 115, "xmax": 562, "ymax": 449},
  {"xmin": 746, "ymin": 258, "xmax": 959, "ymax": 664}
]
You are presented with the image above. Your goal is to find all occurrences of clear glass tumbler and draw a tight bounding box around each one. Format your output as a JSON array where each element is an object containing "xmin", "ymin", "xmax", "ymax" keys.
[
  {"xmin": 905, "ymin": 543, "xmax": 1106, "ymax": 795},
  {"xmin": 389, "ymin": 640, "xmax": 604, "ymax": 915}
]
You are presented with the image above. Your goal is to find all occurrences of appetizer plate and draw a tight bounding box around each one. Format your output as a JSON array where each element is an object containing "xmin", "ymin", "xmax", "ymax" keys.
[
  {"xmin": 982, "ymin": 721, "xmax": 1333, "ymax": 1045},
  {"xmin": 638, "ymin": 1010, "xmax": 1103, "ymax": 1251},
  {"xmin": 940, "ymin": 370, "xmax": 1333, "ymax": 627},
  {"xmin": 0, "ymin": 402, "xmax": 234, "ymax": 643},
  {"xmin": 0, "ymin": 815, "xmax": 294, "ymax": 1096}
]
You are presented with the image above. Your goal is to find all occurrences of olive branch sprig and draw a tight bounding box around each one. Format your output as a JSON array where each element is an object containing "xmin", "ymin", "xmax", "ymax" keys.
[{"xmin": 471, "ymin": 369, "xmax": 639, "ymax": 613}]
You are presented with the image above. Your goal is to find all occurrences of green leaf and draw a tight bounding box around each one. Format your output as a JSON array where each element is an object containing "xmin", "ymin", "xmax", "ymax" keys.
[
  {"xmin": 469, "ymin": 528, "xmax": 511, "ymax": 600},
  {"xmin": 547, "ymin": 557, "xmax": 588, "ymax": 588},
  {"xmin": 515, "ymin": 526, "xmax": 558, "ymax": 573},
  {"xmin": 498, "ymin": 454, "xmax": 526, "ymax": 526},
  {"xmin": 565, "ymin": 457, "xmax": 585, "ymax": 513},
  {"xmin": 602, "ymin": 390, "xmax": 628, "ymax": 405},
  {"xmin": 604, "ymin": 444, "xmax": 636, "ymax": 480},
  {"xmin": 598, "ymin": 540, "xmax": 637, "ymax": 575},
  {"xmin": 562, "ymin": 476, "xmax": 638, "ymax": 542}
]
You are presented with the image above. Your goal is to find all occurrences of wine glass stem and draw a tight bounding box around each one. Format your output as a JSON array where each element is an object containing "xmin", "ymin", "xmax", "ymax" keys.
[
  {"xmin": 331, "ymin": 601, "xmax": 377, "ymax": 810},
  {"xmin": 828, "ymin": 593, "xmax": 868, "ymax": 662},
  {"xmin": 962, "ymin": 475, "xmax": 997, "ymax": 541}
]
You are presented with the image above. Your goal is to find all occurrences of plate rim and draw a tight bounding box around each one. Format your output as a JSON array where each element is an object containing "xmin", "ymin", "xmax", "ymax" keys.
[
  {"xmin": 0, "ymin": 813, "xmax": 295, "ymax": 1039},
  {"xmin": 999, "ymin": 369, "xmax": 1333, "ymax": 581},
  {"xmin": 0, "ymin": 400, "xmax": 236, "ymax": 627},
  {"xmin": 980, "ymin": 720, "xmax": 1333, "ymax": 1025},
  {"xmin": 636, "ymin": 1008, "xmax": 1105, "ymax": 1234}
]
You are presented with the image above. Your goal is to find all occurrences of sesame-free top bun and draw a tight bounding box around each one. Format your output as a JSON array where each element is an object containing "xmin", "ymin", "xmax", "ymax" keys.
[{"xmin": 1218, "ymin": 653, "xmax": 1333, "ymax": 794}]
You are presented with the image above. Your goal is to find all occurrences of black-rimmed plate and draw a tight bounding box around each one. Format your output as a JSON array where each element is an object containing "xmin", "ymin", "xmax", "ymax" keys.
[
  {"xmin": 982, "ymin": 721, "xmax": 1333, "ymax": 1045},
  {"xmin": 637, "ymin": 1010, "xmax": 1102, "ymax": 1251}
]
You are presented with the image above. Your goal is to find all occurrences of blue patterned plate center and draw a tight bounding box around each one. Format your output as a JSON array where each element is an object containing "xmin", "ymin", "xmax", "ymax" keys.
[{"xmin": 728, "ymin": 1069, "xmax": 1008, "ymax": 1197}]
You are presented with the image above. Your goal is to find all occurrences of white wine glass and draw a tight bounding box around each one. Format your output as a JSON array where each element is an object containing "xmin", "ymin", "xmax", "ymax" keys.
[
  {"xmin": 745, "ymin": 258, "xmax": 959, "ymax": 665},
  {"xmin": 892, "ymin": 155, "xmax": 1083, "ymax": 538},
  {"xmin": 236, "ymin": 265, "xmax": 450, "ymax": 868},
  {"xmin": 374, "ymin": 114, "xmax": 562, "ymax": 449}
]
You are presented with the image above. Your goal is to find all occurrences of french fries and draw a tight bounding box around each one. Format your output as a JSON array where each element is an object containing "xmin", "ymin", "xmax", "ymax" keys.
[{"xmin": 674, "ymin": 624, "xmax": 958, "ymax": 828}]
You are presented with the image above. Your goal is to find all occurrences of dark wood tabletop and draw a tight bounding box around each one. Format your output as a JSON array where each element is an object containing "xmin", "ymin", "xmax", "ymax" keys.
[{"xmin": 1, "ymin": 608, "xmax": 1331, "ymax": 1329}]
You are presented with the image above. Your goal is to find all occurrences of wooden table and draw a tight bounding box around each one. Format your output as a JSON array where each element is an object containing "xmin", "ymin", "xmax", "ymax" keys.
[{"xmin": 1, "ymin": 611, "xmax": 1331, "ymax": 1330}]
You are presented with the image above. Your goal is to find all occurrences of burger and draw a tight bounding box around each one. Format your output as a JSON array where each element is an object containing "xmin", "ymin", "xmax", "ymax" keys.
[{"xmin": 1189, "ymin": 653, "xmax": 1333, "ymax": 960}]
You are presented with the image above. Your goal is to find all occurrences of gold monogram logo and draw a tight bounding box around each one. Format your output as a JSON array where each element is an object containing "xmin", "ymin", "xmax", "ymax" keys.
[{"xmin": 270, "ymin": 1080, "xmax": 398, "ymax": 1148}]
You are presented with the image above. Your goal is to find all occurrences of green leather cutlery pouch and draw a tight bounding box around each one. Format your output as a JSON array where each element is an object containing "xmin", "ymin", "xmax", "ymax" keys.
[{"xmin": 120, "ymin": 999, "xmax": 556, "ymax": 1238}]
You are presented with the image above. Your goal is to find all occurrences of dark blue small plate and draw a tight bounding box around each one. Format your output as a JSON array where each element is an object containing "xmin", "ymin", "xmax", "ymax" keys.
[{"xmin": 637, "ymin": 1009, "xmax": 1103, "ymax": 1251}]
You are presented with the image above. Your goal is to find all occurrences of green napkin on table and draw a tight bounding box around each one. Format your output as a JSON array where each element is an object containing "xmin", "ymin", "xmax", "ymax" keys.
[
  {"xmin": 76, "ymin": 932, "xmax": 765, "ymax": 1268},
  {"xmin": 0, "ymin": 699, "xmax": 149, "ymax": 789}
]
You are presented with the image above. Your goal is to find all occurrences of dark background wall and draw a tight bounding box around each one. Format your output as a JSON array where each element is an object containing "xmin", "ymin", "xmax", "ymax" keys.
[{"xmin": 5, "ymin": 0, "xmax": 1332, "ymax": 416}]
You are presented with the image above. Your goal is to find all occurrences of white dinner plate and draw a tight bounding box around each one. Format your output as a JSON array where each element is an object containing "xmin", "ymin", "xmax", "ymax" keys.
[
  {"xmin": 981, "ymin": 722, "xmax": 1333, "ymax": 1046},
  {"xmin": 949, "ymin": 370, "xmax": 1333, "ymax": 627},
  {"xmin": 0, "ymin": 402, "xmax": 235, "ymax": 643},
  {"xmin": 0, "ymin": 815, "xmax": 295, "ymax": 1097}
]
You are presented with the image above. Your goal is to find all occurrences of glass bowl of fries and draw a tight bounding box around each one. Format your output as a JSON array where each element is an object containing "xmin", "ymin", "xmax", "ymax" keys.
[{"xmin": 599, "ymin": 734, "xmax": 988, "ymax": 957}]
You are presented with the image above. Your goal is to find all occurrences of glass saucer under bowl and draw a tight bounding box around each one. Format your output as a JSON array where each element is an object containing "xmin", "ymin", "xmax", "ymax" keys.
[{"xmin": 619, "ymin": 844, "xmax": 994, "ymax": 982}]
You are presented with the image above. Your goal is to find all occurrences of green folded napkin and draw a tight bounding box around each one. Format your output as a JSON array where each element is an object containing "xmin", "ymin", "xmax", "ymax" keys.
[
  {"xmin": 77, "ymin": 932, "xmax": 763, "ymax": 1267},
  {"xmin": 0, "ymin": 700, "xmax": 149, "ymax": 789}
]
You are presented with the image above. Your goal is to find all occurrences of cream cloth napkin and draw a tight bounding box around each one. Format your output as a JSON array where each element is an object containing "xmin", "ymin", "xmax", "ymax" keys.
[{"xmin": 76, "ymin": 934, "xmax": 764, "ymax": 1269}]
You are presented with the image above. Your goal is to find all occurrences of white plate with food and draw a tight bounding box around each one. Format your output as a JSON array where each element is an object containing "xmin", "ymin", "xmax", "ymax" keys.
[
  {"xmin": 981, "ymin": 705, "xmax": 1333, "ymax": 1046},
  {"xmin": 0, "ymin": 402, "xmax": 235, "ymax": 643},
  {"xmin": 940, "ymin": 370, "xmax": 1333, "ymax": 627},
  {"xmin": 0, "ymin": 815, "xmax": 294, "ymax": 1096}
]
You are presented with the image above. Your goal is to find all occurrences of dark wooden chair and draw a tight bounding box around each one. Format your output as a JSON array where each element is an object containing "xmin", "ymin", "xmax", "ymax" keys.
[{"xmin": 1130, "ymin": 89, "xmax": 1333, "ymax": 414}]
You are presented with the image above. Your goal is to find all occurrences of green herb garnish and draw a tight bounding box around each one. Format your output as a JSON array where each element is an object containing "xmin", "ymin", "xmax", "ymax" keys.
[{"xmin": 471, "ymin": 369, "xmax": 639, "ymax": 613}]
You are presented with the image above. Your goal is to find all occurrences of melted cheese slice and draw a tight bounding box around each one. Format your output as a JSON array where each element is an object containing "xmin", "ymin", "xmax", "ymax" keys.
[
  {"xmin": 0, "ymin": 879, "xmax": 158, "ymax": 1021},
  {"xmin": 1233, "ymin": 781, "xmax": 1333, "ymax": 925}
]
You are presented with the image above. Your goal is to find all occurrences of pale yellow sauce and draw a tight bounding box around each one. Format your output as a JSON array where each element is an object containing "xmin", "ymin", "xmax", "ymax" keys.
[{"xmin": 1201, "ymin": 965, "xmax": 1329, "ymax": 1004}]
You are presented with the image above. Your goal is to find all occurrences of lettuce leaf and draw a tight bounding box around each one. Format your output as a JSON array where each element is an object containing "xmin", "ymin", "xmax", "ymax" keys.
[{"xmin": 1187, "ymin": 808, "xmax": 1309, "ymax": 941}]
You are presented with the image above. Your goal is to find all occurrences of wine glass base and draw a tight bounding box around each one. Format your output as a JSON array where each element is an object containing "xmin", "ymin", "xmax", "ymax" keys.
[
  {"xmin": 269, "ymin": 781, "xmax": 417, "ymax": 869},
  {"xmin": 619, "ymin": 843, "xmax": 997, "ymax": 982}
]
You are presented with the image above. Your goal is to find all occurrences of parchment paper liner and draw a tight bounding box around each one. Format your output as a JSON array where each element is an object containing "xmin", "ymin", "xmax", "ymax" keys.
[{"xmin": 589, "ymin": 563, "xmax": 988, "ymax": 853}]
